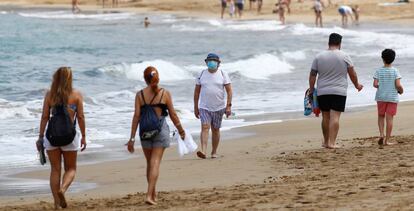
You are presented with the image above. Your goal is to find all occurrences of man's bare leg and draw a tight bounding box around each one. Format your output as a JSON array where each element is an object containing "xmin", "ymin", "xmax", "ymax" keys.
[
  {"xmin": 211, "ymin": 127, "xmax": 220, "ymax": 157},
  {"xmin": 321, "ymin": 111, "xmax": 330, "ymax": 148},
  {"xmin": 198, "ymin": 124, "xmax": 210, "ymax": 158},
  {"xmin": 328, "ymin": 110, "xmax": 342, "ymax": 148}
]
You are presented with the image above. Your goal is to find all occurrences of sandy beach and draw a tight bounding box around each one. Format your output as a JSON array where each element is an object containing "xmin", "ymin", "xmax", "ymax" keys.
[
  {"xmin": 0, "ymin": 0, "xmax": 413, "ymax": 24},
  {"xmin": 1, "ymin": 0, "xmax": 414, "ymax": 210},
  {"xmin": 1, "ymin": 101, "xmax": 414, "ymax": 210}
]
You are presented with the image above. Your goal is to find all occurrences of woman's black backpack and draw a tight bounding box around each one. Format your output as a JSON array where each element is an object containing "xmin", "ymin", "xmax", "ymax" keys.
[
  {"xmin": 46, "ymin": 104, "xmax": 77, "ymax": 147},
  {"xmin": 139, "ymin": 89, "xmax": 164, "ymax": 140}
]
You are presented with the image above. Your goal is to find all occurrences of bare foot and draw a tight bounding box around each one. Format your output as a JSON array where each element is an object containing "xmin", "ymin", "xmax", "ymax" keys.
[
  {"xmin": 327, "ymin": 144, "xmax": 341, "ymax": 149},
  {"xmin": 152, "ymin": 193, "xmax": 157, "ymax": 202},
  {"xmin": 321, "ymin": 143, "xmax": 328, "ymax": 148},
  {"xmin": 378, "ymin": 137, "xmax": 384, "ymax": 146},
  {"xmin": 145, "ymin": 198, "xmax": 157, "ymax": 205},
  {"xmin": 197, "ymin": 151, "xmax": 206, "ymax": 159},
  {"xmin": 54, "ymin": 203, "xmax": 61, "ymax": 210},
  {"xmin": 57, "ymin": 190, "xmax": 67, "ymax": 208}
]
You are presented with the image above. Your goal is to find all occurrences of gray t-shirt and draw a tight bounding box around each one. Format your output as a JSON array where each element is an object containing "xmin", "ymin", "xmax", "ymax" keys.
[{"xmin": 311, "ymin": 49, "xmax": 354, "ymax": 96}]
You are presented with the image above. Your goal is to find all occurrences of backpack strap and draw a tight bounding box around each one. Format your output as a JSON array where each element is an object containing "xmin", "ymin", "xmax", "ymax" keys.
[
  {"xmin": 198, "ymin": 70, "xmax": 206, "ymax": 81},
  {"xmin": 158, "ymin": 89, "xmax": 165, "ymax": 104},
  {"xmin": 149, "ymin": 88, "xmax": 164, "ymax": 105},
  {"xmin": 140, "ymin": 90, "xmax": 147, "ymax": 105}
]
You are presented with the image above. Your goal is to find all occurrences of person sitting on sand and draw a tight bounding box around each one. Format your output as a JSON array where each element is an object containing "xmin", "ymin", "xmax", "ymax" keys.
[
  {"xmin": 309, "ymin": 33, "xmax": 363, "ymax": 149},
  {"xmin": 313, "ymin": 0, "xmax": 324, "ymax": 27},
  {"xmin": 235, "ymin": 0, "xmax": 245, "ymax": 18},
  {"xmin": 37, "ymin": 67, "xmax": 87, "ymax": 209},
  {"xmin": 338, "ymin": 5, "xmax": 354, "ymax": 27},
  {"xmin": 144, "ymin": 17, "xmax": 150, "ymax": 28},
  {"xmin": 373, "ymin": 49, "xmax": 404, "ymax": 146},
  {"xmin": 194, "ymin": 53, "xmax": 232, "ymax": 159},
  {"xmin": 72, "ymin": 0, "xmax": 81, "ymax": 14},
  {"xmin": 127, "ymin": 66, "xmax": 185, "ymax": 205}
]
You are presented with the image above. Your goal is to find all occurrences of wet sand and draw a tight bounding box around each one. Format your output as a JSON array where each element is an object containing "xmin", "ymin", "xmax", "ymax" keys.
[{"xmin": 1, "ymin": 101, "xmax": 414, "ymax": 210}]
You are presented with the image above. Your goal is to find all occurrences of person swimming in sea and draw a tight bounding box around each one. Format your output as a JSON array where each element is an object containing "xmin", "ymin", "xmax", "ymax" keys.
[{"xmin": 144, "ymin": 17, "xmax": 150, "ymax": 28}]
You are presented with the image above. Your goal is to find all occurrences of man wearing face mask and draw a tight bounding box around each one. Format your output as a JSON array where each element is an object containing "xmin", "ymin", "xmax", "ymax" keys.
[{"xmin": 194, "ymin": 53, "xmax": 233, "ymax": 159}]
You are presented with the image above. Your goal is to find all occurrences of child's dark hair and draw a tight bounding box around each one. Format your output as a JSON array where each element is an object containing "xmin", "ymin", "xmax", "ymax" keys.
[
  {"xmin": 382, "ymin": 49, "xmax": 396, "ymax": 64},
  {"xmin": 329, "ymin": 33, "xmax": 342, "ymax": 46}
]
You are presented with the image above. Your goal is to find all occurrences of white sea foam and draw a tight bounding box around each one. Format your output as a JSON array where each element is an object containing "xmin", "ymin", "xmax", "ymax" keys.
[
  {"xmin": 99, "ymin": 60, "xmax": 193, "ymax": 82},
  {"xmin": 0, "ymin": 11, "xmax": 8, "ymax": 15},
  {"xmin": 0, "ymin": 99, "xmax": 42, "ymax": 120},
  {"xmin": 290, "ymin": 24, "xmax": 414, "ymax": 58},
  {"xmin": 173, "ymin": 19, "xmax": 285, "ymax": 32},
  {"xmin": 222, "ymin": 54, "xmax": 293, "ymax": 80},
  {"xmin": 282, "ymin": 50, "xmax": 307, "ymax": 60},
  {"xmin": 18, "ymin": 11, "xmax": 134, "ymax": 20}
]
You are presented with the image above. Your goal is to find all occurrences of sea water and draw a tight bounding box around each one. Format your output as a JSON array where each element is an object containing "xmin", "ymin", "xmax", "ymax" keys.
[{"xmin": 1, "ymin": 7, "xmax": 414, "ymax": 195}]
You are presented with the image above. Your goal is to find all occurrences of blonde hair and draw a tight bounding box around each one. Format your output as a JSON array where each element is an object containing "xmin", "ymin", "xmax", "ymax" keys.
[{"xmin": 49, "ymin": 67, "xmax": 73, "ymax": 106}]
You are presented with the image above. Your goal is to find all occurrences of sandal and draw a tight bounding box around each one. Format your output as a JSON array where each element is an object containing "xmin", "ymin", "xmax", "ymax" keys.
[{"xmin": 197, "ymin": 151, "xmax": 206, "ymax": 159}]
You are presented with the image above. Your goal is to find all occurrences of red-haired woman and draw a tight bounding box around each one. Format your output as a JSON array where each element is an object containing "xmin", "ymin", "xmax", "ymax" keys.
[
  {"xmin": 127, "ymin": 66, "xmax": 185, "ymax": 205},
  {"xmin": 37, "ymin": 67, "xmax": 87, "ymax": 209}
]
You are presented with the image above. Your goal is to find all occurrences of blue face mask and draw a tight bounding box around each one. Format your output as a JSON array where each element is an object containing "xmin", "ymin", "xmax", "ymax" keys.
[{"xmin": 207, "ymin": 60, "xmax": 218, "ymax": 70}]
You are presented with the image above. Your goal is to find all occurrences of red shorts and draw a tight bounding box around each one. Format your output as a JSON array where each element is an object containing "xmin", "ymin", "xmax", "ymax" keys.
[{"xmin": 377, "ymin": 101, "xmax": 398, "ymax": 116}]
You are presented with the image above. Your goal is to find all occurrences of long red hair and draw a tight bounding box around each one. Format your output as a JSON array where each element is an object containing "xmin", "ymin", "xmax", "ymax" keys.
[
  {"xmin": 49, "ymin": 67, "xmax": 73, "ymax": 106},
  {"xmin": 143, "ymin": 66, "xmax": 160, "ymax": 93}
]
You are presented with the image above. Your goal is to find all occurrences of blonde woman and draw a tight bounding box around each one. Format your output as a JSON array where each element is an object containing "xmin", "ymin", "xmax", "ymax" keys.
[
  {"xmin": 37, "ymin": 67, "xmax": 86, "ymax": 209},
  {"xmin": 127, "ymin": 66, "xmax": 185, "ymax": 205}
]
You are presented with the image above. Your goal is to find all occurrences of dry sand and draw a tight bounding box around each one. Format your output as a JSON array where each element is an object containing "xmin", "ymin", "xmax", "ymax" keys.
[{"xmin": 1, "ymin": 101, "xmax": 414, "ymax": 210}]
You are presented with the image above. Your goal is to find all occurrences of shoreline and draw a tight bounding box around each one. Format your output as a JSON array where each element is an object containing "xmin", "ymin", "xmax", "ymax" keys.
[
  {"xmin": 2, "ymin": 101, "xmax": 414, "ymax": 209},
  {"xmin": 0, "ymin": 1, "xmax": 413, "ymax": 26}
]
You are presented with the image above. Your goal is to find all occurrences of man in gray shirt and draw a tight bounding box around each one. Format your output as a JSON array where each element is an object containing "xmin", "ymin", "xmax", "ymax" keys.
[{"xmin": 309, "ymin": 33, "xmax": 363, "ymax": 149}]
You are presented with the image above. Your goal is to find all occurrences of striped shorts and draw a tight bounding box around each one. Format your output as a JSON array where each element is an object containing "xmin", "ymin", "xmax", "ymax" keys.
[{"xmin": 199, "ymin": 108, "xmax": 225, "ymax": 129}]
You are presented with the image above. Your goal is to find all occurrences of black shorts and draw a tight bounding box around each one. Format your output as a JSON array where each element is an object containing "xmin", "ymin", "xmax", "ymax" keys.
[
  {"xmin": 317, "ymin": 95, "xmax": 347, "ymax": 112},
  {"xmin": 222, "ymin": 1, "xmax": 227, "ymax": 8},
  {"xmin": 235, "ymin": 3, "xmax": 244, "ymax": 10}
]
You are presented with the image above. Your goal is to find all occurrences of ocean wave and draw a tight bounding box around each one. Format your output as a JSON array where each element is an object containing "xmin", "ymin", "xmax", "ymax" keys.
[
  {"xmin": 222, "ymin": 54, "xmax": 293, "ymax": 80},
  {"xmin": 99, "ymin": 60, "xmax": 194, "ymax": 82},
  {"xmin": 0, "ymin": 99, "xmax": 42, "ymax": 120},
  {"xmin": 18, "ymin": 11, "xmax": 134, "ymax": 20},
  {"xmin": 172, "ymin": 19, "xmax": 286, "ymax": 32},
  {"xmin": 0, "ymin": 11, "xmax": 8, "ymax": 15},
  {"xmin": 290, "ymin": 24, "xmax": 414, "ymax": 58},
  {"xmin": 282, "ymin": 50, "xmax": 307, "ymax": 60}
]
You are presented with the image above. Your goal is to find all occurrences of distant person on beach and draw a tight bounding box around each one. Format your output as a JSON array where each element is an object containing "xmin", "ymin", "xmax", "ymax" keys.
[
  {"xmin": 144, "ymin": 17, "xmax": 150, "ymax": 28},
  {"xmin": 257, "ymin": 0, "xmax": 263, "ymax": 13},
  {"xmin": 352, "ymin": 5, "xmax": 360, "ymax": 25},
  {"xmin": 338, "ymin": 5, "xmax": 354, "ymax": 26},
  {"xmin": 112, "ymin": 0, "xmax": 118, "ymax": 8},
  {"xmin": 127, "ymin": 66, "xmax": 185, "ymax": 205},
  {"xmin": 221, "ymin": 0, "xmax": 227, "ymax": 19},
  {"xmin": 235, "ymin": 0, "xmax": 245, "ymax": 18},
  {"xmin": 374, "ymin": 49, "xmax": 403, "ymax": 146},
  {"xmin": 313, "ymin": 0, "xmax": 324, "ymax": 27},
  {"xmin": 72, "ymin": 0, "xmax": 81, "ymax": 13},
  {"xmin": 228, "ymin": 0, "xmax": 236, "ymax": 17},
  {"xmin": 249, "ymin": 0, "xmax": 256, "ymax": 10},
  {"xmin": 276, "ymin": 0, "xmax": 288, "ymax": 24},
  {"xmin": 309, "ymin": 33, "xmax": 363, "ymax": 149},
  {"xmin": 194, "ymin": 53, "xmax": 232, "ymax": 159},
  {"xmin": 36, "ymin": 67, "xmax": 87, "ymax": 209}
]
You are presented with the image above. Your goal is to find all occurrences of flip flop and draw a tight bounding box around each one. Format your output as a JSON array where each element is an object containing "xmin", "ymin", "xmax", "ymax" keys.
[
  {"xmin": 36, "ymin": 140, "xmax": 46, "ymax": 165},
  {"xmin": 196, "ymin": 151, "xmax": 206, "ymax": 159},
  {"xmin": 211, "ymin": 154, "xmax": 219, "ymax": 159}
]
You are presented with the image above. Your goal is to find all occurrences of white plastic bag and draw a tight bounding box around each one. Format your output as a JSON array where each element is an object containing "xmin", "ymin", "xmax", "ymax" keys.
[
  {"xmin": 174, "ymin": 130, "xmax": 197, "ymax": 157},
  {"xmin": 183, "ymin": 131, "xmax": 197, "ymax": 153}
]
